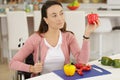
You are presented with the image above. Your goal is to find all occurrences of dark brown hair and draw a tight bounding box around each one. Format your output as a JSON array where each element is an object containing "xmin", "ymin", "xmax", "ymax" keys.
[{"xmin": 37, "ymin": 0, "xmax": 69, "ymax": 34}]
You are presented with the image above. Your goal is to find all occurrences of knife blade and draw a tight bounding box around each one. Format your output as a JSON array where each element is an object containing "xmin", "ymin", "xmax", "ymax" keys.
[
  {"xmin": 38, "ymin": 42, "xmax": 41, "ymax": 62},
  {"xmin": 38, "ymin": 41, "xmax": 41, "ymax": 75}
]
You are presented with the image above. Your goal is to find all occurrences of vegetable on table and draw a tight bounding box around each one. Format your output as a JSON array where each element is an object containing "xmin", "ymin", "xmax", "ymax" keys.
[
  {"xmin": 63, "ymin": 63, "xmax": 76, "ymax": 76},
  {"xmin": 112, "ymin": 59, "xmax": 120, "ymax": 68},
  {"xmin": 101, "ymin": 56, "xmax": 113, "ymax": 66},
  {"xmin": 74, "ymin": 63, "xmax": 92, "ymax": 76},
  {"xmin": 101, "ymin": 56, "xmax": 120, "ymax": 68}
]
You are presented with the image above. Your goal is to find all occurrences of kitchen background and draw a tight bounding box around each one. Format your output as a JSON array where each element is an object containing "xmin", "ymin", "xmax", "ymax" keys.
[
  {"xmin": 0, "ymin": 0, "xmax": 120, "ymax": 80},
  {"xmin": 0, "ymin": 0, "xmax": 120, "ymax": 63}
]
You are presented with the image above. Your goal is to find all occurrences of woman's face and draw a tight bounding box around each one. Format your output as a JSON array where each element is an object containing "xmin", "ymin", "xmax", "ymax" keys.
[{"xmin": 44, "ymin": 5, "xmax": 65, "ymax": 31}]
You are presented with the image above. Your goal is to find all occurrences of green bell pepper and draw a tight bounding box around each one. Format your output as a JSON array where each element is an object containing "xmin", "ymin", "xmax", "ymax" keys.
[
  {"xmin": 112, "ymin": 59, "xmax": 120, "ymax": 68},
  {"xmin": 101, "ymin": 56, "xmax": 113, "ymax": 66}
]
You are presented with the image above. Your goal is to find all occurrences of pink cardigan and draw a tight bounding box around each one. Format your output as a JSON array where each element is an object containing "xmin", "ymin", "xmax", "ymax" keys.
[{"xmin": 9, "ymin": 32, "xmax": 90, "ymax": 72}]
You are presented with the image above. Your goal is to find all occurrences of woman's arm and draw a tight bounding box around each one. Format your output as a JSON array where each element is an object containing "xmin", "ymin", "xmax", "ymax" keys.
[
  {"xmin": 9, "ymin": 36, "xmax": 34, "ymax": 72},
  {"xmin": 69, "ymin": 35, "xmax": 90, "ymax": 64},
  {"xmin": 70, "ymin": 20, "xmax": 100, "ymax": 64}
]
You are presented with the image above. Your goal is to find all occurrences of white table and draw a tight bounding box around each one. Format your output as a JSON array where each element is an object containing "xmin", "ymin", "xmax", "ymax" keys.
[{"xmin": 27, "ymin": 54, "xmax": 120, "ymax": 80}]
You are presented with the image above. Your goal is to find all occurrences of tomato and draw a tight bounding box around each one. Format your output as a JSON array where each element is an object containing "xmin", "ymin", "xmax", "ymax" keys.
[
  {"xmin": 74, "ymin": 63, "xmax": 84, "ymax": 69},
  {"xmin": 77, "ymin": 69, "xmax": 83, "ymax": 76},
  {"xmin": 86, "ymin": 65, "xmax": 92, "ymax": 71},
  {"xmin": 75, "ymin": 63, "xmax": 92, "ymax": 76},
  {"xmin": 87, "ymin": 13, "xmax": 98, "ymax": 24},
  {"xmin": 64, "ymin": 63, "xmax": 76, "ymax": 76},
  {"xmin": 83, "ymin": 65, "xmax": 92, "ymax": 71}
]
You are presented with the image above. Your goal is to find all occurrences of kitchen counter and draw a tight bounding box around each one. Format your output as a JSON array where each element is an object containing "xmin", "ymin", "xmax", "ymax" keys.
[{"xmin": 1, "ymin": 10, "xmax": 120, "ymax": 17}]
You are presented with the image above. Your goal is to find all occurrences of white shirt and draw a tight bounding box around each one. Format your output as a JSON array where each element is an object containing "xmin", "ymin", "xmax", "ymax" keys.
[{"xmin": 42, "ymin": 32, "xmax": 65, "ymax": 74}]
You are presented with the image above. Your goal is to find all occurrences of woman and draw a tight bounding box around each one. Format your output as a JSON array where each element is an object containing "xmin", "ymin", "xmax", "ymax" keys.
[{"xmin": 9, "ymin": 0, "xmax": 99, "ymax": 76}]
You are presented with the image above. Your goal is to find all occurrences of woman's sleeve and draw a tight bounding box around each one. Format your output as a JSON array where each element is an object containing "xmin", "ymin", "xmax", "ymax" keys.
[
  {"xmin": 69, "ymin": 34, "xmax": 90, "ymax": 64},
  {"xmin": 9, "ymin": 36, "xmax": 34, "ymax": 72}
]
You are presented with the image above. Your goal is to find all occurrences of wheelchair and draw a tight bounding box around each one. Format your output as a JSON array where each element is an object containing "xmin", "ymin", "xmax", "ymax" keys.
[{"xmin": 17, "ymin": 53, "xmax": 34, "ymax": 80}]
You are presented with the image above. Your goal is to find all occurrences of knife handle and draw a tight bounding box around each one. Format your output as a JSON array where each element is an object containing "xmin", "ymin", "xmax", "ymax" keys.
[{"xmin": 38, "ymin": 72, "xmax": 41, "ymax": 75}]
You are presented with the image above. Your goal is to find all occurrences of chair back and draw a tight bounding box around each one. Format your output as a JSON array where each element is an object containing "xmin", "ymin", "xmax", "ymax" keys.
[{"xmin": 6, "ymin": 11, "xmax": 29, "ymax": 58}]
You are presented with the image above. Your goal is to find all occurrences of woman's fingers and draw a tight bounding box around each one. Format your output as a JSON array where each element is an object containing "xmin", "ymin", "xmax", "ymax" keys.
[
  {"xmin": 93, "ymin": 19, "xmax": 100, "ymax": 29},
  {"xmin": 33, "ymin": 63, "xmax": 43, "ymax": 74}
]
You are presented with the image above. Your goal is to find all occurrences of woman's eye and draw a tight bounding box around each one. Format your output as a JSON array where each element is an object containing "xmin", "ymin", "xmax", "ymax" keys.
[
  {"xmin": 52, "ymin": 14, "xmax": 57, "ymax": 17},
  {"xmin": 60, "ymin": 12, "xmax": 64, "ymax": 15}
]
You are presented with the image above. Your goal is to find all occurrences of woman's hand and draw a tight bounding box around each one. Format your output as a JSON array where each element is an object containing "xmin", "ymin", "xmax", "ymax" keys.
[
  {"xmin": 29, "ymin": 62, "xmax": 43, "ymax": 74},
  {"xmin": 84, "ymin": 19, "xmax": 100, "ymax": 37}
]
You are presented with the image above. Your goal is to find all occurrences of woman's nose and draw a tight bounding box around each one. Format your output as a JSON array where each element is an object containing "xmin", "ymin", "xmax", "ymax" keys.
[{"xmin": 57, "ymin": 15, "xmax": 64, "ymax": 21}]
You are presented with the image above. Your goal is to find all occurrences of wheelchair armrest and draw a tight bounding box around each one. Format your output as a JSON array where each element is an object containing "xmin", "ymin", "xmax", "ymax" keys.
[
  {"xmin": 17, "ymin": 71, "xmax": 32, "ymax": 80},
  {"xmin": 16, "ymin": 53, "xmax": 34, "ymax": 80}
]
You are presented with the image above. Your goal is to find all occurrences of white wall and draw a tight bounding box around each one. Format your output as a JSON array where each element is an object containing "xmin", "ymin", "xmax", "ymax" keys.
[
  {"xmin": 90, "ymin": 29, "xmax": 120, "ymax": 60},
  {"xmin": 0, "ymin": 0, "xmax": 2, "ymax": 4}
]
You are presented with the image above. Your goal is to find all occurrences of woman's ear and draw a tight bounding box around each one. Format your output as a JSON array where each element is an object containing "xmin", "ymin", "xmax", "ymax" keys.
[{"xmin": 43, "ymin": 17, "xmax": 48, "ymax": 24}]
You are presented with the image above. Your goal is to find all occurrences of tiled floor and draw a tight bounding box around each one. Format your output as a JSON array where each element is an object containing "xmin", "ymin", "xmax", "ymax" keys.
[{"xmin": 0, "ymin": 63, "xmax": 12, "ymax": 80}]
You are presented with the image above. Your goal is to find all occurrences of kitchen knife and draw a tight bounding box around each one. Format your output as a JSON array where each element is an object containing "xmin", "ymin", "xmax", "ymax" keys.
[{"xmin": 38, "ymin": 42, "xmax": 41, "ymax": 75}]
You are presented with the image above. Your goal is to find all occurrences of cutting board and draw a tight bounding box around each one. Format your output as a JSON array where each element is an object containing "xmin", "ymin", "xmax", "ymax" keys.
[{"xmin": 53, "ymin": 65, "xmax": 111, "ymax": 80}]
